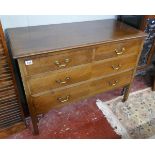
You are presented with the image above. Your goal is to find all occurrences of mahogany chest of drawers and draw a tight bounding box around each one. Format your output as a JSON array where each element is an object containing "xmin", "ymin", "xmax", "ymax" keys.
[{"xmin": 6, "ymin": 19, "xmax": 146, "ymax": 134}]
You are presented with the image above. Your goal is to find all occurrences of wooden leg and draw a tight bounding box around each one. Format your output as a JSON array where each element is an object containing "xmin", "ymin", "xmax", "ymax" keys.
[
  {"xmin": 28, "ymin": 97, "xmax": 39, "ymax": 135},
  {"xmin": 28, "ymin": 98, "xmax": 39, "ymax": 135},
  {"xmin": 31, "ymin": 113, "xmax": 39, "ymax": 135},
  {"xmin": 122, "ymin": 84, "xmax": 131, "ymax": 102}
]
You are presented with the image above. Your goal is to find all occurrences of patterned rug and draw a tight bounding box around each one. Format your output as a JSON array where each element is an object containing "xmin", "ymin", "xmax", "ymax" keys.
[{"xmin": 96, "ymin": 88, "xmax": 155, "ymax": 139}]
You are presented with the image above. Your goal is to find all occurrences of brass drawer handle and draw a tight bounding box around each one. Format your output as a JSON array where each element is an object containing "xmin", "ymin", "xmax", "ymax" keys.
[
  {"xmin": 112, "ymin": 64, "xmax": 122, "ymax": 70},
  {"xmin": 57, "ymin": 95, "xmax": 70, "ymax": 103},
  {"xmin": 109, "ymin": 80, "xmax": 118, "ymax": 86},
  {"xmin": 115, "ymin": 47, "xmax": 125, "ymax": 55},
  {"xmin": 54, "ymin": 58, "xmax": 70, "ymax": 68},
  {"xmin": 56, "ymin": 77, "xmax": 71, "ymax": 84}
]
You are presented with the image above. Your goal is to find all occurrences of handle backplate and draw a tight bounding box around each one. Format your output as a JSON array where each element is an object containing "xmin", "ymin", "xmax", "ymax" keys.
[
  {"xmin": 115, "ymin": 47, "xmax": 125, "ymax": 55},
  {"xmin": 56, "ymin": 77, "xmax": 71, "ymax": 84},
  {"xmin": 54, "ymin": 58, "xmax": 70, "ymax": 68},
  {"xmin": 57, "ymin": 95, "xmax": 70, "ymax": 103}
]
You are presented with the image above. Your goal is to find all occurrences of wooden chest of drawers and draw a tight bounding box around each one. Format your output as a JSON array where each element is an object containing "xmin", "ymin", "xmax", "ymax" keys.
[{"xmin": 6, "ymin": 19, "xmax": 146, "ymax": 134}]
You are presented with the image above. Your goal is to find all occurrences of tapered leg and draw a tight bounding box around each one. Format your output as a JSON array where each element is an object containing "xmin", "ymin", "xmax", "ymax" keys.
[
  {"xmin": 31, "ymin": 114, "xmax": 39, "ymax": 135},
  {"xmin": 28, "ymin": 99, "xmax": 39, "ymax": 135},
  {"xmin": 122, "ymin": 84, "xmax": 131, "ymax": 102}
]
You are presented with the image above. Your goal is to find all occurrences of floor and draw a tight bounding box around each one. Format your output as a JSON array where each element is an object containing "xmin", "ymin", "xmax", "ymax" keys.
[{"xmin": 9, "ymin": 74, "xmax": 152, "ymax": 139}]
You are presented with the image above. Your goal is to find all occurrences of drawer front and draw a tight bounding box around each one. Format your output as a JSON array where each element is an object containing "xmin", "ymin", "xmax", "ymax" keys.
[
  {"xmin": 92, "ymin": 54, "xmax": 137, "ymax": 78},
  {"xmin": 21, "ymin": 48, "xmax": 93, "ymax": 76},
  {"xmin": 31, "ymin": 70, "xmax": 133, "ymax": 114},
  {"xmin": 91, "ymin": 70, "xmax": 133, "ymax": 94},
  {"xmin": 95, "ymin": 39, "xmax": 142, "ymax": 61},
  {"xmin": 31, "ymin": 82, "xmax": 91, "ymax": 114},
  {"xmin": 28, "ymin": 65, "xmax": 91, "ymax": 94}
]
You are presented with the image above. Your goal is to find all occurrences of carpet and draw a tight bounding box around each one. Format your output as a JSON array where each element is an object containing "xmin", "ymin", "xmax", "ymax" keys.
[
  {"xmin": 96, "ymin": 88, "xmax": 155, "ymax": 139},
  {"xmin": 9, "ymin": 97, "xmax": 120, "ymax": 139}
]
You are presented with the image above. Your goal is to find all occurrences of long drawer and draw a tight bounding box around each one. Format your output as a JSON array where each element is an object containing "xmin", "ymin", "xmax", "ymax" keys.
[
  {"xmin": 95, "ymin": 39, "xmax": 142, "ymax": 61},
  {"xmin": 31, "ymin": 70, "xmax": 133, "ymax": 114},
  {"xmin": 19, "ymin": 47, "xmax": 93, "ymax": 76},
  {"xmin": 28, "ymin": 64, "xmax": 91, "ymax": 94}
]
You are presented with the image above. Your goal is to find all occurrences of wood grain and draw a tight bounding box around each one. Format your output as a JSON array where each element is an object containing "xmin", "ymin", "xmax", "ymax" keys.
[
  {"xmin": 95, "ymin": 38, "xmax": 142, "ymax": 61},
  {"xmin": 28, "ymin": 64, "xmax": 92, "ymax": 94},
  {"xmin": 19, "ymin": 47, "xmax": 93, "ymax": 76},
  {"xmin": 92, "ymin": 54, "xmax": 137, "ymax": 77},
  {"xmin": 6, "ymin": 19, "xmax": 146, "ymax": 59},
  {"xmin": 31, "ymin": 82, "xmax": 91, "ymax": 114},
  {"xmin": 7, "ymin": 20, "xmax": 146, "ymax": 135},
  {"xmin": 31, "ymin": 70, "xmax": 133, "ymax": 114},
  {"xmin": 91, "ymin": 70, "xmax": 133, "ymax": 94}
]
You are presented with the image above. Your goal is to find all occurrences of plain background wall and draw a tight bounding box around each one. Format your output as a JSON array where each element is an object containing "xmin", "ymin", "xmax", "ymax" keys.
[{"xmin": 0, "ymin": 15, "xmax": 116, "ymax": 30}]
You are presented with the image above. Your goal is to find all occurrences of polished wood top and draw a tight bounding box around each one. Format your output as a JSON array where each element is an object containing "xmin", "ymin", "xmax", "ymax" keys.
[{"xmin": 6, "ymin": 19, "xmax": 146, "ymax": 58}]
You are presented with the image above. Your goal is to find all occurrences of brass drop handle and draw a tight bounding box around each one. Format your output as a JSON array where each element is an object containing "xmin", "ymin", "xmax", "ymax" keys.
[
  {"xmin": 115, "ymin": 47, "xmax": 125, "ymax": 55},
  {"xmin": 112, "ymin": 64, "xmax": 122, "ymax": 70},
  {"xmin": 56, "ymin": 77, "xmax": 71, "ymax": 84},
  {"xmin": 109, "ymin": 80, "xmax": 118, "ymax": 86},
  {"xmin": 57, "ymin": 95, "xmax": 70, "ymax": 103},
  {"xmin": 54, "ymin": 58, "xmax": 70, "ymax": 68}
]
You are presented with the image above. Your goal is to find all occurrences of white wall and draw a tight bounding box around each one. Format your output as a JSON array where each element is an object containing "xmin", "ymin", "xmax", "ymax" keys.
[{"xmin": 0, "ymin": 15, "xmax": 116, "ymax": 30}]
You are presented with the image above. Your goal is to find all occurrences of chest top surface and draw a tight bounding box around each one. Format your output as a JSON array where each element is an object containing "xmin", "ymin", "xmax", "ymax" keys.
[{"xmin": 6, "ymin": 19, "xmax": 146, "ymax": 59}]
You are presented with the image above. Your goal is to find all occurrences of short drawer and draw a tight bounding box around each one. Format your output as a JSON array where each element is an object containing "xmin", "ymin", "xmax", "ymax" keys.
[
  {"xmin": 95, "ymin": 39, "xmax": 142, "ymax": 61},
  {"xmin": 28, "ymin": 65, "xmax": 91, "ymax": 94},
  {"xmin": 92, "ymin": 54, "xmax": 137, "ymax": 78},
  {"xmin": 31, "ymin": 82, "xmax": 91, "ymax": 114},
  {"xmin": 20, "ymin": 47, "xmax": 93, "ymax": 76},
  {"xmin": 91, "ymin": 70, "xmax": 133, "ymax": 94}
]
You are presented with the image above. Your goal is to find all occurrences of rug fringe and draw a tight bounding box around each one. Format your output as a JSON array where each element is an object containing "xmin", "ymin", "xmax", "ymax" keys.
[
  {"xmin": 96, "ymin": 99, "xmax": 130, "ymax": 138},
  {"xmin": 96, "ymin": 87, "xmax": 152, "ymax": 138}
]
